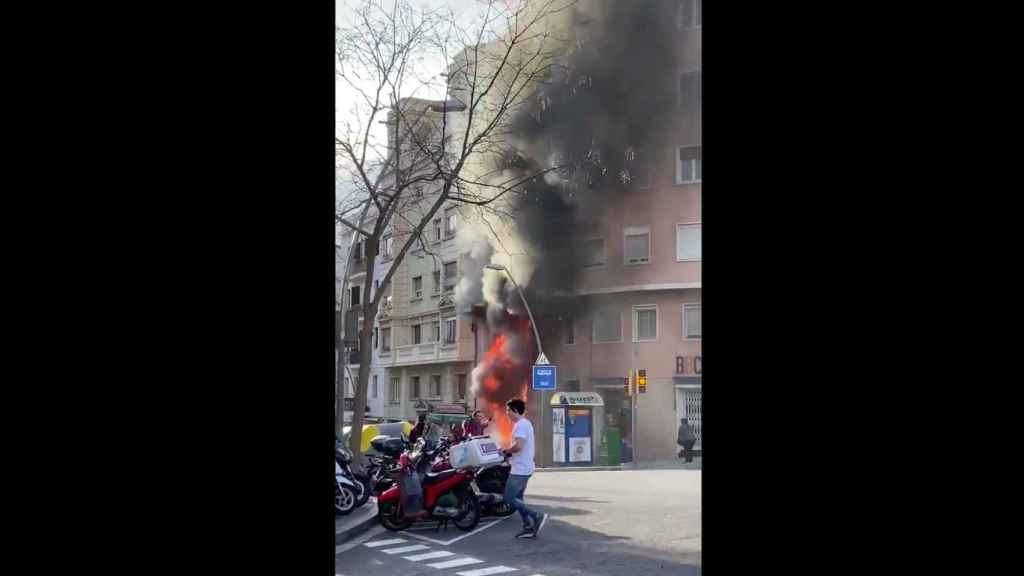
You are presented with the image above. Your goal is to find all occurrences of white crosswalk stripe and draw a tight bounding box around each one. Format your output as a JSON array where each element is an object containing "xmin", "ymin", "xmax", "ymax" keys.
[
  {"xmin": 363, "ymin": 538, "xmax": 407, "ymax": 548},
  {"xmin": 455, "ymin": 566, "xmax": 520, "ymax": 576},
  {"xmin": 426, "ymin": 557, "xmax": 486, "ymax": 569},
  {"xmin": 380, "ymin": 544, "xmax": 431, "ymax": 555},
  {"xmin": 403, "ymin": 550, "xmax": 456, "ymax": 561}
]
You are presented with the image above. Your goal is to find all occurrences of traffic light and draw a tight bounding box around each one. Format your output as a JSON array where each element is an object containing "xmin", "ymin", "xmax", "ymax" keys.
[
  {"xmin": 624, "ymin": 370, "xmax": 633, "ymax": 396},
  {"xmin": 638, "ymin": 369, "xmax": 647, "ymax": 394}
]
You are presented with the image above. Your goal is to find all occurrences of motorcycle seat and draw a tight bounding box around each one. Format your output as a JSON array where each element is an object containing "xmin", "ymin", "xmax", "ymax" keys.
[{"xmin": 423, "ymin": 468, "xmax": 458, "ymax": 484}]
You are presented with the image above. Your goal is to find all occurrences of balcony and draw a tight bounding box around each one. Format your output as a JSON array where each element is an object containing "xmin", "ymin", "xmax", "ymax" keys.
[{"xmin": 378, "ymin": 341, "xmax": 461, "ymax": 367}]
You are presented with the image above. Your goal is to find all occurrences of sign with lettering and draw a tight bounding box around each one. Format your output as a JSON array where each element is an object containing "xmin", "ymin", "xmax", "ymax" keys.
[
  {"xmin": 550, "ymin": 392, "xmax": 604, "ymax": 406},
  {"xmin": 532, "ymin": 364, "xmax": 557, "ymax": 390},
  {"xmin": 433, "ymin": 402, "xmax": 467, "ymax": 415},
  {"xmin": 675, "ymin": 355, "xmax": 703, "ymax": 375}
]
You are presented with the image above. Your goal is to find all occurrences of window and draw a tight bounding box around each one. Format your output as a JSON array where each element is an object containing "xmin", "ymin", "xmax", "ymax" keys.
[
  {"xmin": 353, "ymin": 241, "xmax": 363, "ymax": 262},
  {"xmin": 684, "ymin": 304, "xmax": 702, "ymax": 339},
  {"xmin": 624, "ymin": 226, "xmax": 651, "ymax": 265},
  {"xmin": 430, "ymin": 375, "xmax": 442, "ymax": 398},
  {"xmin": 679, "ymin": 71, "xmax": 702, "ymax": 115},
  {"xmin": 389, "ymin": 377, "xmax": 400, "ymax": 404},
  {"xmin": 633, "ymin": 305, "xmax": 658, "ymax": 342},
  {"xmin": 373, "ymin": 327, "xmax": 379, "ymax": 349},
  {"xmin": 445, "ymin": 209, "xmax": 458, "ymax": 237},
  {"xmin": 372, "ymin": 375, "xmax": 378, "ymax": 399},
  {"xmin": 565, "ymin": 317, "xmax": 576, "ymax": 345},
  {"xmin": 456, "ymin": 374, "xmax": 466, "ymax": 400},
  {"xmin": 583, "ymin": 238, "xmax": 606, "ymax": 268},
  {"xmin": 676, "ymin": 223, "xmax": 702, "ymax": 261},
  {"xmin": 443, "ymin": 261, "xmax": 457, "ymax": 292},
  {"xmin": 432, "ymin": 321, "xmax": 440, "ymax": 343},
  {"xmin": 382, "ymin": 235, "xmax": 394, "ymax": 259},
  {"xmin": 676, "ymin": 146, "xmax": 702, "ymax": 184},
  {"xmin": 411, "ymin": 376, "xmax": 421, "ymax": 399},
  {"xmin": 412, "ymin": 324, "xmax": 422, "ymax": 345},
  {"xmin": 444, "ymin": 318, "xmax": 457, "ymax": 344},
  {"xmin": 350, "ymin": 285, "xmax": 361, "ymax": 306},
  {"xmin": 432, "ymin": 271, "xmax": 441, "ymax": 294},
  {"xmin": 412, "ymin": 276, "xmax": 423, "ymax": 299},
  {"xmin": 382, "ymin": 327, "xmax": 391, "ymax": 351},
  {"xmin": 593, "ymin": 309, "xmax": 623, "ymax": 343},
  {"xmin": 434, "ymin": 219, "xmax": 442, "ymax": 241},
  {"xmin": 678, "ymin": 0, "xmax": 702, "ymax": 29}
]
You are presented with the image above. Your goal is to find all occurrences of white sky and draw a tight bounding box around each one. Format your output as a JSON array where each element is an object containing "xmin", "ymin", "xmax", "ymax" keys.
[{"xmin": 335, "ymin": 0, "xmax": 493, "ymax": 144}]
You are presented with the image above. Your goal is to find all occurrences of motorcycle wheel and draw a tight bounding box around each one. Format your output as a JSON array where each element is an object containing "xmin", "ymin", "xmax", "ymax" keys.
[
  {"xmin": 355, "ymin": 476, "xmax": 373, "ymax": 507},
  {"xmin": 335, "ymin": 484, "xmax": 356, "ymax": 516},
  {"xmin": 452, "ymin": 491, "xmax": 480, "ymax": 532},
  {"xmin": 378, "ymin": 500, "xmax": 414, "ymax": 531}
]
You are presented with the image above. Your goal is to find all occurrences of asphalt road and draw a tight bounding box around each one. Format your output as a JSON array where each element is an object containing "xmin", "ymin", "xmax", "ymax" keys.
[{"xmin": 336, "ymin": 467, "xmax": 701, "ymax": 576}]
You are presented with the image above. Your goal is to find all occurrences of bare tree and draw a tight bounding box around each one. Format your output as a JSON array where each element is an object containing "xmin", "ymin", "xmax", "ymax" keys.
[{"xmin": 335, "ymin": 0, "xmax": 575, "ymax": 463}]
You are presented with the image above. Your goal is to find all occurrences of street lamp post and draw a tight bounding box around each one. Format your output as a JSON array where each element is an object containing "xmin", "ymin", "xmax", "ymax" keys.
[{"xmin": 485, "ymin": 264, "xmax": 549, "ymax": 466}]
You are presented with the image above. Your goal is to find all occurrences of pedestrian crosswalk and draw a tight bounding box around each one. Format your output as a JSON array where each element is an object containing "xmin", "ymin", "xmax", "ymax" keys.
[
  {"xmin": 455, "ymin": 566, "xmax": 520, "ymax": 576},
  {"xmin": 403, "ymin": 550, "xmax": 456, "ymax": 561},
  {"xmin": 380, "ymin": 544, "xmax": 431, "ymax": 554},
  {"xmin": 362, "ymin": 536, "xmax": 543, "ymax": 576},
  {"xmin": 426, "ymin": 557, "xmax": 484, "ymax": 569}
]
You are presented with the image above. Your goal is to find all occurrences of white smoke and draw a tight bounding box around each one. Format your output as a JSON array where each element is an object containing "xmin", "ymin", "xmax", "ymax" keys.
[{"xmin": 454, "ymin": 223, "xmax": 494, "ymax": 314}]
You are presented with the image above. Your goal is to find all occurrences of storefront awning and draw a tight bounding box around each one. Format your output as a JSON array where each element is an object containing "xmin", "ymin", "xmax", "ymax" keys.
[{"xmin": 550, "ymin": 392, "xmax": 604, "ymax": 406}]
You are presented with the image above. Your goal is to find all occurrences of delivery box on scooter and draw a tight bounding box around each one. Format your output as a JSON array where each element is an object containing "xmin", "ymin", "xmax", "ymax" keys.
[{"xmin": 449, "ymin": 436, "xmax": 503, "ymax": 469}]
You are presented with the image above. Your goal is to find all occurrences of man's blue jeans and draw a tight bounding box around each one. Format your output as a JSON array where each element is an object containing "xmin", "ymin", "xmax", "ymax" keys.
[{"xmin": 504, "ymin": 473, "xmax": 540, "ymax": 526}]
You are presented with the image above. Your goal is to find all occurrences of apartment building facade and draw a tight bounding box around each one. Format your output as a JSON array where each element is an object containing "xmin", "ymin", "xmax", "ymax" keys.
[{"xmin": 527, "ymin": 0, "xmax": 702, "ymax": 465}]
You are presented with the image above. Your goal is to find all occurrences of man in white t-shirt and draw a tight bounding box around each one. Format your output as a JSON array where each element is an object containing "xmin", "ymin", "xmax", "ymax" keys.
[{"xmin": 501, "ymin": 398, "xmax": 549, "ymax": 539}]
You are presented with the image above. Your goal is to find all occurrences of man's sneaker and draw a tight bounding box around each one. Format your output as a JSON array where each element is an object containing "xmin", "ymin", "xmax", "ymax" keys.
[
  {"xmin": 532, "ymin": 513, "xmax": 549, "ymax": 536},
  {"xmin": 515, "ymin": 527, "xmax": 535, "ymax": 539}
]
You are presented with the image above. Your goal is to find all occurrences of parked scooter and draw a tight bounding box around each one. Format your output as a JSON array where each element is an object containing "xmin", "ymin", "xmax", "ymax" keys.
[
  {"xmin": 335, "ymin": 459, "xmax": 358, "ymax": 516},
  {"xmin": 336, "ymin": 444, "xmax": 373, "ymax": 508},
  {"xmin": 429, "ymin": 441, "xmax": 513, "ymax": 517},
  {"xmin": 376, "ymin": 437, "xmax": 481, "ymax": 532}
]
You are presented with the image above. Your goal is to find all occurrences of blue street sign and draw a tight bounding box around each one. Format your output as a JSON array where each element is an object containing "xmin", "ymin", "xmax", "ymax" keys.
[{"xmin": 532, "ymin": 364, "xmax": 557, "ymax": 390}]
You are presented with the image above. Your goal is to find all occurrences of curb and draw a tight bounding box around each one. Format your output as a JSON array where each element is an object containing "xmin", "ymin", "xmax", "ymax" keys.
[
  {"xmin": 335, "ymin": 499, "xmax": 378, "ymax": 545},
  {"xmin": 535, "ymin": 465, "xmax": 624, "ymax": 472}
]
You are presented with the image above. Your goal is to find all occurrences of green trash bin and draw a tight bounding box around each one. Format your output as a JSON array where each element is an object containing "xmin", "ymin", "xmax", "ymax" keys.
[{"xmin": 599, "ymin": 426, "xmax": 621, "ymax": 466}]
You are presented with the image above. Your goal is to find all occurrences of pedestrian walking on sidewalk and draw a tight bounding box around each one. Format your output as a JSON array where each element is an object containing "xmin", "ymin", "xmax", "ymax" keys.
[
  {"xmin": 677, "ymin": 417, "xmax": 697, "ymax": 463},
  {"xmin": 501, "ymin": 399, "xmax": 549, "ymax": 539}
]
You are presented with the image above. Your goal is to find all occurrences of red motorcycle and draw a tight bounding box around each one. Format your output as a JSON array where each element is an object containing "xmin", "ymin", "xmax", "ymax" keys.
[
  {"xmin": 377, "ymin": 437, "xmax": 481, "ymax": 532},
  {"xmin": 430, "ymin": 436, "xmax": 514, "ymax": 518}
]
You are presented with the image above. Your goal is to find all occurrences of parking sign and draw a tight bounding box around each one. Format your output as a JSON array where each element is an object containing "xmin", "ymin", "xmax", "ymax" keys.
[{"xmin": 532, "ymin": 364, "xmax": 557, "ymax": 390}]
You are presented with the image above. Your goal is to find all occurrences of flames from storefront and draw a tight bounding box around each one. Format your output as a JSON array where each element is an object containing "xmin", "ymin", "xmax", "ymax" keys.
[{"xmin": 470, "ymin": 312, "xmax": 537, "ymax": 447}]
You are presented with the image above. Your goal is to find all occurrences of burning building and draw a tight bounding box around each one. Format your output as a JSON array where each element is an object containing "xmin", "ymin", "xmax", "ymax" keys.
[
  {"xmin": 345, "ymin": 0, "xmax": 702, "ymax": 465},
  {"xmin": 461, "ymin": 0, "xmax": 703, "ymax": 464}
]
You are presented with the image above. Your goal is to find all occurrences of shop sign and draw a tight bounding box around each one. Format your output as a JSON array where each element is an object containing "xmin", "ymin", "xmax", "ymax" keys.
[
  {"xmin": 550, "ymin": 392, "xmax": 604, "ymax": 406},
  {"xmin": 433, "ymin": 402, "xmax": 467, "ymax": 415},
  {"xmin": 675, "ymin": 355, "xmax": 702, "ymax": 375}
]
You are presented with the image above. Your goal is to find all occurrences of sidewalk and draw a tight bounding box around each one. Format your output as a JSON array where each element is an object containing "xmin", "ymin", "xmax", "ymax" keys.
[
  {"xmin": 536, "ymin": 457, "xmax": 701, "ymax": 472},
  {"xmin": 335, "ymin": 498, "xmax": 377, "ymax": 545}
]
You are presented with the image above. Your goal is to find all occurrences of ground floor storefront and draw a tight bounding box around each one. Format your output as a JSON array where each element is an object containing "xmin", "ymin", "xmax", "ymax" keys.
[{"xmin": 524, "ymin": 371, "xmax": 701, "ymax": 467}]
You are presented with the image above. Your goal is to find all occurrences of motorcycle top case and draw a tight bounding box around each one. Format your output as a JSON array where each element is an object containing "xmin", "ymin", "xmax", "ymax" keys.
[{"xmin": 449, "ymin": 437, "xmax": 503, "ymax": 469}]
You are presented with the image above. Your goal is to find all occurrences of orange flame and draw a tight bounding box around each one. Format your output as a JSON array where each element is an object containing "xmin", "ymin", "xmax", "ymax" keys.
[{"xmin": 475, "ymin": 316, "xmax": 534, "ymax": 447}]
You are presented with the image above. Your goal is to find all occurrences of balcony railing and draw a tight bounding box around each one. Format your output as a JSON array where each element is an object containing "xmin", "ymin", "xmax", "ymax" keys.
[{"xmin": 377, "ymin": 341, "xmax": 461, "ymax": 366}]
